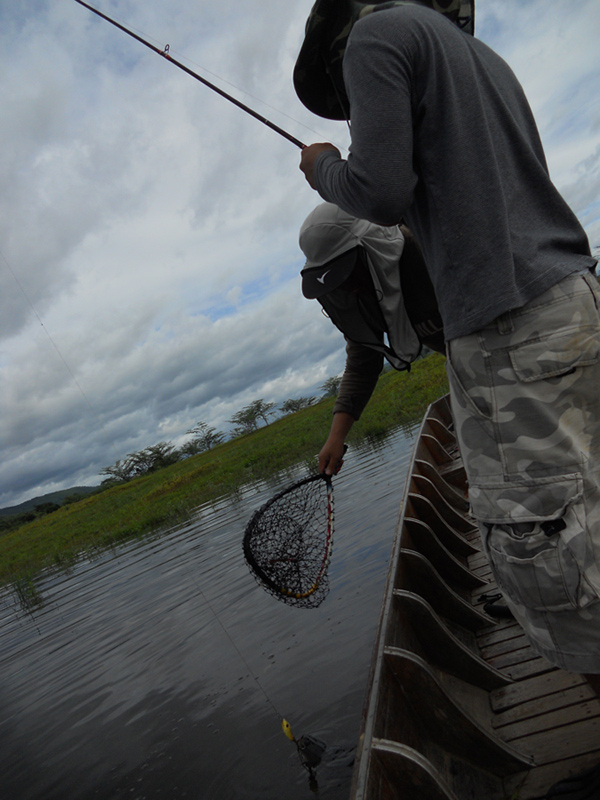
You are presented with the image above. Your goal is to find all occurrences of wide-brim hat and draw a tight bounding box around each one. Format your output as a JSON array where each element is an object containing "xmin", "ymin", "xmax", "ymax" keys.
[
  {"xmin": 294, "ymin": 0, "xmax": 475, "ymax": 120},
  {"xmin": 301, "ymin": 246, "xmax": 361, "ymax": 298}
]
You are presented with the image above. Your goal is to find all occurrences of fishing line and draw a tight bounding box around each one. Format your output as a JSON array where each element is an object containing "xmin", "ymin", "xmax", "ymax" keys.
[
  {"xmin": 164, "ymin": 49, "xmax": 348, "ymax": 154},
  {"xmin": 83, "ymin": 5, "xmax": 343, "ymax": 151},
  {"xmin": 201, "ymin": 585, "xmax": 282, "ymax": 720},
  {"xmin": 0, "ymin": 246, "xmax": 293, "ymax": 735},
  {"xmin": 0, "ymin": 244, "xmax": 122, "ymax": 464},
  {"xmin": 10, "ymin": 1, "xmax": 335, "ymax": 768},
  {"xmin": 73, "ymin": 0, "xmax": 307, "ymax": 149},
  {"xmin": 173, "ymin": 512, "xmax": 326, "ymax": 784},
  {"xmin": 2, "ymin": 250, "xmax": 323, "ymax": 780}
]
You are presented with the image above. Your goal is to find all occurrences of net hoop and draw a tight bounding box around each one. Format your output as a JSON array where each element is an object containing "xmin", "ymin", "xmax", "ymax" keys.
[{"xmin": 243, "ymin": 473, "xmax": 334, "ymax": 606}]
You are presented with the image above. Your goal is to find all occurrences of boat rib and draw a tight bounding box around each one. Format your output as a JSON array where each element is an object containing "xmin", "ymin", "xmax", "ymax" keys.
[{"xmin": 350, "ymin": 394, "xmax": 600, "ymax": 800}]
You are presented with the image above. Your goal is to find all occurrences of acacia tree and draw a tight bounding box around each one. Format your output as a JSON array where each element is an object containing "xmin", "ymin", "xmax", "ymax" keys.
[
  {"xmin": 250, "ymin": 399, "xmax": 277, "ymax": 425},
  {"xmin": 140, "ymin": 442, "xmax": 180, "ymax": 472},
  {"xmin": 101, "ymin": 441, "xmax": 180, "ymax": 484},
  {"xmin": 100, "ymin": 458, "xmax": 135, "ymax": 485},
  {"xmin": 280, "ymin": 396, "xmax": 317, "ymax": 415},
  {"xmin": 229, "ymin": 406, "xmax": 260, "ymax": 436},
  {"xmin": 229, "ymin": 399, "xmax": 277, "ymax": 436},
  {"xmin": 181, "ymin": 422, "xmax": 224, "ymax": 456},
  {"xmin": 320, "ymin": 375, "xmax": 342, "ymax": 398}
]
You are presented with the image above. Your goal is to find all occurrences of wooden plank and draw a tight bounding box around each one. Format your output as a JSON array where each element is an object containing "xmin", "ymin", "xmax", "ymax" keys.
[
  {"xmin": 501, "ymin": 656, "xmax": 557, "ymax": 682},
  {"xmin": 407, "ymin": 494, "xmax": 478, "ymax": 556},
  {"xmin": 493, "ymin": 683, "xmax": 597, "ymax": 729},
  {"xmin": 471, "ymin": 564, "xmax": 493, "ymax": 580},
  {"xmin": 485, "ymin": 644, "xmax": 540, "ymax": 670},
  {"xmin": 422, "ymin": 432, "xmax": 455, "ymax": 466},
  {"xmin": 497, "ymin": 697, "xmax": 600, "ymax": 741},
  {"xmin": 479, "ymin": 633, "xmax": 530, "ymax": 659},
  {"xmin": 425, "ymin": 416, "xmax": 457, "ymax": 450},
  {"xmin": 402, "ymin": 518, "xmax": 488, "ymax": 590},
  {"xmin": 472, "ymin": 583, "xmax": 503, "ymax": 601},
  {"xmin": 414, "ymin": 459, "xmax": 469, "ymax": 510},
  {"xmin": 476, "ymin": 621, "xmax": 524, "ymax": 648},
  {"xmin": 469, "ymin": 552, "xmax": 492, "ymax": 571},
  {"xmin": 412, "ymin": 476, "xmax": 472, "ymax": 528},
  {"xmin": 433, "ymin": 395, "xmax": 454, "ymax": 428},
  {"xmin": 412, "ymin": 484, "xmax": 479, "ymax": 536},
  {"xmin": 467, "ymin": 552, "xmax": 489, "ymax": 570},
  {"xmin": 438, "ymin": 459, "xmax": 466, "ymax": 485},
  {"xmin": 410, "ymin": 477, "xmax": 476, "ymax": 535},
  {"xmin": 508, "ymin": 717, "xmax": 600, "ymax": 764},
  {"xmin": 491, "ymin": 670, "xmax": 587, "ymax": 713},
  {"xmin": 503, "ymin": 750, "xmax": 600, "ymax": 800},
  {"xmin": 477, "ymin": 628, "xmax": 525, "ymax": 650}
]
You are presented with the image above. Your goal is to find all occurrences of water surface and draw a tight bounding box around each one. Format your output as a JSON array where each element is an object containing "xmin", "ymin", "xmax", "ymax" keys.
[{"xmin": 0, "ymin": 423, "xmax": 418, "ymax": 799}]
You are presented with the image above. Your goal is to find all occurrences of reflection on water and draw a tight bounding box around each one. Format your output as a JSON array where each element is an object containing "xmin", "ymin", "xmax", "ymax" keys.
[{"xmin": 0, "ymin": 422, "xmax": 419, "ymax": 800}]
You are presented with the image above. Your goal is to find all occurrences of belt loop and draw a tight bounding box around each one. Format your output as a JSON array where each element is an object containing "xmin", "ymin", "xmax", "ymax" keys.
[{"xmin": 497, "ymin": 310, "xmax": 514, "ymax": 335}]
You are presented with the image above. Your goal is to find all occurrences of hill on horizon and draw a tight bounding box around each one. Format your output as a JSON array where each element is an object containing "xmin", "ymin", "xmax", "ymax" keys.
[{"xmin": 0, "ymin": 486, "xmax": 100, "ymax": 517}]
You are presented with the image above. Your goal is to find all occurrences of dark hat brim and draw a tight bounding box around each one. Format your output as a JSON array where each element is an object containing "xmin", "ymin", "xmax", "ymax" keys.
[
  {"xmin": 294, "ymin": 0, "xmax": 475, "ymax": 120},
  {"xmin": 301, "ymin": 247, "xmax": 360, "ymax": 298},
  {"xmin": 293, "ymin": 0, "xmax": 355, "ymax": 121}
]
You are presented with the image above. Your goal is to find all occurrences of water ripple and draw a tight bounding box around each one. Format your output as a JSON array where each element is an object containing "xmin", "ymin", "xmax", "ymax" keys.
[{"xmin": 0, "ymin": 423, "xmax": 418, "ymax": 799}]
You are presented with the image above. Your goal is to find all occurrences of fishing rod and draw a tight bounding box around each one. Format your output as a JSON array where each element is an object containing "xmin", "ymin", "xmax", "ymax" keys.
[{"xmin": 73, "ymin": 0, "xmax": 306, "ymax": 149}]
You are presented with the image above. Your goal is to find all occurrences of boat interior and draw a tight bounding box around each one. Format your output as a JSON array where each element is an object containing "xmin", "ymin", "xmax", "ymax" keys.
[{"xmin": 350, "ymin": 395, "xmax": 600, "ymax": 800}]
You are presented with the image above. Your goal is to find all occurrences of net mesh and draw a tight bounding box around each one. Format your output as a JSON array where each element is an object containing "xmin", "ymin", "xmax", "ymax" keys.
[{"xmin": 243, "ymin": 474, "xmax": 334, "ymax": 608}]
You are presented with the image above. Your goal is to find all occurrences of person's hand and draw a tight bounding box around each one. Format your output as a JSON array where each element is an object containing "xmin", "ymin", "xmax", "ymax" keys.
[
  {"xmin": 318, "ymin": 412, "xmax": 353, "ymax": 475},
  {"xmin": 300, "ymin": 143, "xmax": 340, "ymax": 189},
  {"xmin": 318, "ymin": 438, "xmax": 347, "ymax": 476}
]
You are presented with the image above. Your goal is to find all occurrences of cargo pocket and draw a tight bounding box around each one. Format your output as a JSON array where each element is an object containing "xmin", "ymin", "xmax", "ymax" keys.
[
  {"xmin": 508, "ymin": 328, "xmax": 600, "ymax": 382},
  {"xmin": 470, "ymin": 475, "xmax": 600, "ymax": 612}
]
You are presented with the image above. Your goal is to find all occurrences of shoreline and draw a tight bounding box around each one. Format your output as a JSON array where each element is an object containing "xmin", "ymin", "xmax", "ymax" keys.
[{"xmin": 1, "ymin": 353, "xmax": 448, "ymax": 588}]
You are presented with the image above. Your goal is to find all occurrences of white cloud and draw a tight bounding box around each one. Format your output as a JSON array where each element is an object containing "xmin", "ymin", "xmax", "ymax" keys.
[
  {"xmin": 0, "ymin": 0, "xmax": 598, "ymax": 507},
  {"xmin": 476, "ymin": 0, "xmax": 600, "ymax": 231}
]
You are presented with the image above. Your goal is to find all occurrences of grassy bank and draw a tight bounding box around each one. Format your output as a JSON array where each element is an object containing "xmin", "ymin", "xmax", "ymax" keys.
[{"xmin": 1, "ymin": 353, "xmax": 448, "ymax": 588}]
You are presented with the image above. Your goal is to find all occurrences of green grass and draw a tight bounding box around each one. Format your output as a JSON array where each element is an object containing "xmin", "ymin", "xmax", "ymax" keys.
[{"xmin": 0, "ymin": 353, "xmax": 448, "ymax": 588}]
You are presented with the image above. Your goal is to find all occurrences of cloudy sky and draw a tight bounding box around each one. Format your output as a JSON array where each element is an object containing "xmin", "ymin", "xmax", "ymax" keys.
[{"xmin": 1, "ymin": 0, "xmax": 599, "ymax": 509}]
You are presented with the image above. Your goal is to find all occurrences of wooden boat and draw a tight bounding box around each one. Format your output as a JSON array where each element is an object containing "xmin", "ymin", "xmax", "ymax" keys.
[{"xmin": 350, "ymin": 394, "xmax": 600, "ymax": 800}]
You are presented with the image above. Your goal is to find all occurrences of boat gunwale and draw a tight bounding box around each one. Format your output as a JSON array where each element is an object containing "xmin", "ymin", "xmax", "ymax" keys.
[{"xmin": 349, "ymin": 402, "xmax": 437, "ymax": 798}]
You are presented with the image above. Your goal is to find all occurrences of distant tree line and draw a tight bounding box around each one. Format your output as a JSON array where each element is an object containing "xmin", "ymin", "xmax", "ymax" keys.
[
  {"xmin": 99, "ymin": 375, "xmax": 343, "ymax": 486},
  {"xmin": 0, "ymin": 375, "xmax": 344, "ymax": 532}
]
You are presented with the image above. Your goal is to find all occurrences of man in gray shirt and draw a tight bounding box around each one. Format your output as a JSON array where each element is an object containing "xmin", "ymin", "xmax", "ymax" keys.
[
  {"xmin": 298, "ymin": 2, "xmax": 594, "ymax": 337},
  {"xmin": 296, "ymin": 1, "xmax": 600, "ymax": 794}
]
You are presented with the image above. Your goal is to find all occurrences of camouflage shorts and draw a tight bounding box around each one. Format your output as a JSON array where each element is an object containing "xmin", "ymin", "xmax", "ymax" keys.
[{"xmin": 447, "ymin": 271, "xmax": 600, "ymax": 674}]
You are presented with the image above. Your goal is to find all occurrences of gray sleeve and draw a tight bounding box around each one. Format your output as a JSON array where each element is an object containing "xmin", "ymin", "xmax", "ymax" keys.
[
  {"xmin": 314, "ymin": 15, "xmax": 417, "ymax": 225},
  {"xmin": 333, "ymin": 339, "xmax": 384, "ymax": 420}
]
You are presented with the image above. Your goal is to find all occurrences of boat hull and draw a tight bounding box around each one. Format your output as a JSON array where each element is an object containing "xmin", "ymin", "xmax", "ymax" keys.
[{"xmin": 350, "ymin": 395, "xmax": 600, "ymax": 800}]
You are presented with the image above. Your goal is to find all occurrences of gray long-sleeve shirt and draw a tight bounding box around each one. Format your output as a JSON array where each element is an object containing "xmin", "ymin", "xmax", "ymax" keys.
[
  {"xmin": 333, "ymin": 338, "xmax": 383, "ymax": 420},
  {"xmin": 314, "ymin": 4, "xmax": 595, "ymax": 340}
]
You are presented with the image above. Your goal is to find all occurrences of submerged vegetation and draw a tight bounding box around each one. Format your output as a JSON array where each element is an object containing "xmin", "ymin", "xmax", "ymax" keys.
[{"xmin": 0, "ymin": 353, "xmax": 448, "ymax": 588}]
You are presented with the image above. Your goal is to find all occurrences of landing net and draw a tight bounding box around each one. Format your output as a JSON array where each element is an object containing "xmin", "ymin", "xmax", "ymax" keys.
[{"xmin": 243, "ymin": 474, "xmax": 334, "ymax": 608}]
